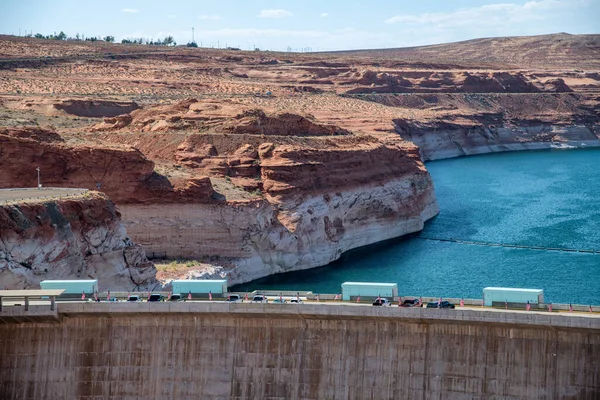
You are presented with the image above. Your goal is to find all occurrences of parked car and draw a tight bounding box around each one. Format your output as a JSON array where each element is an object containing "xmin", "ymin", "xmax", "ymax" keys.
[
  {"xmin": 127, "ymin": 295, "xmax": 142, "ymax": 302},
  {"xmin": 148, "ymin": 294, "xmax": 164, "ymax": 302},
  {"xmin": 426, "ymin": 301, "xmax": 455, "ymax": 309},
  {"xmin": 401, "ymin": 299, "xmax": 420, "ymax": 307},
  {"xmin": 290, "ymin": 298, "xmax": 304, "ymax": 304},
  {"xmin": 168, "ymin": 294, "xmax": 185, "ymax": 302},
  {"xmin": 372, "ymin": 298, "xmax": 391, "ymax": 306},
  {"xmin": 251, "ymin": 295, "xmax": 268, "ymax": 303},
  {"xmin": 106, "ymin": 298, "xmax": 120, "ymax": 302},
  {"xmin": 272, "ymin": 298, "xmax": 287, "ymax": 304},
  {"xmin": 226, "ymin": 294, "xmax": 242, "ymax": 302}
]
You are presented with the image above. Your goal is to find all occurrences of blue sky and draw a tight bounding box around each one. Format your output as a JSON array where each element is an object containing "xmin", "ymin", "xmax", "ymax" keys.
[{"xmin": 1, "ymin": 0, "xmax": 598, "ymax": 51}]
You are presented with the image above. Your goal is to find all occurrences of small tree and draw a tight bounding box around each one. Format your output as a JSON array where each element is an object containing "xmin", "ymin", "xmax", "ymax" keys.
[
  {"xmin": 103, "ymin": 35, "xmax": 115, "ymax": 43},
  {"xmin": 34, "ymin": 33, "xmax": 44, "ymax": 39},
  {"xmin": 56, "ymin": 31, "xmax": 67, "ymax": 40},
  {"xmin": 162, "ymin": 36, "xmax": 175, "ymax": 46},
  {"xmin": 187, "ymin": 41, "xmax": 198, "ymax": 48}
]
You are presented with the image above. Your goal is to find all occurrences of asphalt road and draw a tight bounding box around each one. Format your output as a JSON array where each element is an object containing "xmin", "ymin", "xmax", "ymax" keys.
[{"xmin": 0, "ymin": 188, "xmax": 88, "ymax": 201}]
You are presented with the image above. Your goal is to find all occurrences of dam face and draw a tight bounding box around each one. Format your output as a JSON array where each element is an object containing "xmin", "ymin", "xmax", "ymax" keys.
[{"xmin": 1, "ymin": 303, "xmax": 599, "ymax": 400}]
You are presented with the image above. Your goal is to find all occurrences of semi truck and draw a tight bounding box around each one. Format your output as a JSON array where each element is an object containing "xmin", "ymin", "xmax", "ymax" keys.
[
  {"xmin": 171, "ymin": 279, "xmax": 227, "ymax": 298},
  {"xmin": 40, "ymin": 279, "xmax": 98, "ymax": 298},
  {"xmin": 341, "ymin": 282, "xmax": 398, "ymax": 301},
  {"xmin": 483, "ymin": 287, "xmax": 544, "ymax": 307}
]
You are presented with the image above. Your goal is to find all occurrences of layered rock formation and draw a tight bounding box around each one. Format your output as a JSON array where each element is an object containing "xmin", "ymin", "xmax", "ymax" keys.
[
  {"xmin": 2, "ymin": 33, "xmax": 597, "ymax": 288},
  {"xmin": 119, "ymin": 135, "xmax": 439, "ymax": 284},
  {"xmin": 396, "ymin": 122, "xmax": 600, "ymax": 161},
  {"xmin": 389, "ymin": 93, "xmax": 600, "ymax": 160},
  {"xmin": 0, "ymin": 192, "xmax": 158, "ymax": 290},
  {"xmin": 0, "ymin": 127, "xmax": 216, "ymax": 204},
  {"xmin": 3, "ymin": 98, "xmax": 139, "ymax": 117}
]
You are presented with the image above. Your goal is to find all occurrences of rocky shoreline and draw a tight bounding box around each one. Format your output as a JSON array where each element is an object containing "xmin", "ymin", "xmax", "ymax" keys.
[{"xmin": 396, "ymin": 123, "xmax": 600, "ymax": 161}]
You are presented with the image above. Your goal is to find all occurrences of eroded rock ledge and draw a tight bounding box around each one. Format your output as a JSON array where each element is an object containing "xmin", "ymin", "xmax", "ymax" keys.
[
  {"xmin": 119, "ymin": 134, "xmax": 439, "ymax": 285},
  {"xmin": 0, "ymin": 192, "xmax": 158, "ymax": 290}
]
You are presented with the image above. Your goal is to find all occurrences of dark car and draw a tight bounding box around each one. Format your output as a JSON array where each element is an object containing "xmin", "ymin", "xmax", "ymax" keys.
[
  {"xmin": 426, "ymin": 300, "xmax": 455, "ymax": 309},
  {"xmin": 401, "ymin": 299, "xmax": 421, "ymax": 307},
  {"xmin": 168, "ymin": 294, "xmax": 185, "ymax": 302},
  {"xmin": 148, "ymin": 294, "xmax": 164, "ymax": 302},
  {"xmin": 127, "ymin": 295, "xmax": 142, "ymax": 302},
  {"xmin": 372, "ymin": 298, "xmax": 391, "ymax": 306}
]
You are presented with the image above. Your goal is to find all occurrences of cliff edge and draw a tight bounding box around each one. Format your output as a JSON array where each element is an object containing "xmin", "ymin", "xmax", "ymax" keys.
[{"xmin": 0, "ymin": 191, "xmax": 158, "ymax": 290}]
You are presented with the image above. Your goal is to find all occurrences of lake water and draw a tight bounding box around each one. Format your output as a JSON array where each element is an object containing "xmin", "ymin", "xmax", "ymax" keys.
[{"xmin": 233, "ymin": 149, "xmax": 600, "ymax": 305}]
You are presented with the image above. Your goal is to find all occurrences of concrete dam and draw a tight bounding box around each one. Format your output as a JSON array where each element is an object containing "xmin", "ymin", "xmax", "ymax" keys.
[{"xmin": 1, "ymin": 303, "xmax": 599, "ymax": 400}]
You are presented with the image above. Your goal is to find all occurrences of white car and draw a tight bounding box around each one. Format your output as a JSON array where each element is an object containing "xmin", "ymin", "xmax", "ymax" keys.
[
  {"xmin": 226, "ymin": 294, "xmax": 243, "ymax": 303},
  {"xmin": 251, "ymin": 295, "xmax": 268, "ymax": 303},
  {"xmin": 372, "ymin": 298, "xmax": 392, "ymax": 306}
]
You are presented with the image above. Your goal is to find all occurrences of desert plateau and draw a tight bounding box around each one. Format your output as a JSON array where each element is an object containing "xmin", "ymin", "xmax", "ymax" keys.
[{"xmin": 1, "ymin": 33, "xmax": 599, "ymax": 290}]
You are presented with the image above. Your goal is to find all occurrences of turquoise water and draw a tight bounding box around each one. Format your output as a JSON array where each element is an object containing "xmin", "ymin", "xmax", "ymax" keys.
[{"xmin": 233, "ymin": 149, "xmax": 600, "ymax": 305}]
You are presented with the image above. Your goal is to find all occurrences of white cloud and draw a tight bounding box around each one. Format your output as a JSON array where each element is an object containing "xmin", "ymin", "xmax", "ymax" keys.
[
  {"xmin": 199, "ymin": 15, "xmax": 221, "ymax": 20},
  {"xmin": 385, "ymin": 0, "xmax": 590, "ymax": 27},
  {"xmin": 320, "ymin": 12, "xmax": 329, "ymax": 18},
  {"xmin": 258, "ymin": 9, "xmax": 293, "ymax": 18},
  {"xmin": 378, "ymin": 0, "xmax": 597, "ymax": 49},
  {"xmin": 121, "ymin": 8, "xmax": 139, "ymax": 13}
]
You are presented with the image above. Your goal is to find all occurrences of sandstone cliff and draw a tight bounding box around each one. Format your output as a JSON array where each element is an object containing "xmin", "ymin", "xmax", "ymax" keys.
[
  {"xmin": 0, "ymin": 192, "xmax": 158, "ymax": 290},
  {"xmin": 385, "ymin": 93, "xmax": 600, "ymax": 160},
  {"xmin": 0, "ymin": 127, "xmax": 216, "ymax": 204},
  {"xmin": 396, "ymin": 122, "xmax": 600, "ymax": 161},
  {"xmin": 119, "ymin": 135, "xmax": 439, "ymax": 285}
]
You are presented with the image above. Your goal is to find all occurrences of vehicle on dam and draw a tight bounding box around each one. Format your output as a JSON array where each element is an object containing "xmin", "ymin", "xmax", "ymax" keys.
[
  {"xmin": 400, "ymin": 299, "xmax": 421, "ymax": 307},
  {"xmin": 148, "ymin": 294, "xmax": 165, "ymax": 302},
  {"xmin": 171, "ymin": 279, "xmax": 228, "ymax": 299},
  {"xmin": 426, "ymin": 300, "xmax": 455, "ymax": 309},
  {"xmin": 127, "ymin": 295, "xmax": 143, "ymax": 302},
  {"xmin": 168, "ymin": 294, "xmax": 185, "ymax": 302},
  {"xmin": 251, "ymin": 295, "xmax": 268, "ymax": 303},
  {"xmin": 226, "ymin": 294, "xmax": 242, "ymax": 302},
  {"xmin": 372, "ymin": 298, "xmax": 392, "ymax": 306},
  {"xmin": 106, "ymin": 297, "xmax": 120, "ymax": 302},
  {"xmin": 40, "ymin": 279, "xmax": 98, "ymax": 299}
]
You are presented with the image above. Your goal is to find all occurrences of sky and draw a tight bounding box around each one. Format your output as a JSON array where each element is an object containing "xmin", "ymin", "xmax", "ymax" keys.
[{"xmin": 1, "ymin": 0, "xmax": 598, "ymax": 51}]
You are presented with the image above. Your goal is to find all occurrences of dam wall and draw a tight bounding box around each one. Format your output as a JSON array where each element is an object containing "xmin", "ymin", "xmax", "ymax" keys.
[{"xmin": 1, "ymin": 303, "xmax": 599, "ymax": 400}]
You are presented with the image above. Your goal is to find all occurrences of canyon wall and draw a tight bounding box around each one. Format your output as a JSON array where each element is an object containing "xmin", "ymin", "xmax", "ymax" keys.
[
  {"xmin": 121, "ymin": 176, "xmax": 437, "ymax": 285},
  {"xmin": 0, "ymin": 124, "xmax": 439, "ymax": 288},
  {"xmin": 120, "ymin": 135, "xmax": 438, "ymax": 285},
  {"xmin": 396, "ymin": 122, "xmax": 600, "ymax": 161},
  {"xmin": 1, "ymin": 304, "xmax": 598, "ymax": 400},
  {"xmin": 0, "ymin": 192, "xmax": 158, "ymax": 290}
]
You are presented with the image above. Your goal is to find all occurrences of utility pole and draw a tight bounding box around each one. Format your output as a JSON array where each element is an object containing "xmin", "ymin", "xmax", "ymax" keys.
[
  {"xmin": 36, "ymin": 167, "xmax": 41, "ymax": 188},
  {"xmin": 192, "ymin": 27, "xmax": 194, "ymax": 43}
]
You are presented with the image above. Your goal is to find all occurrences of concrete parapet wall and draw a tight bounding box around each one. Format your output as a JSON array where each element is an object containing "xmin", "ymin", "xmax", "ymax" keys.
[
  {"xmin": 0, "ymin": 304, "xmax": 58, "ymax": 323},
  {"xmin": 1, "ymin": 303, "xmax": 598, "ymax": 400}
]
